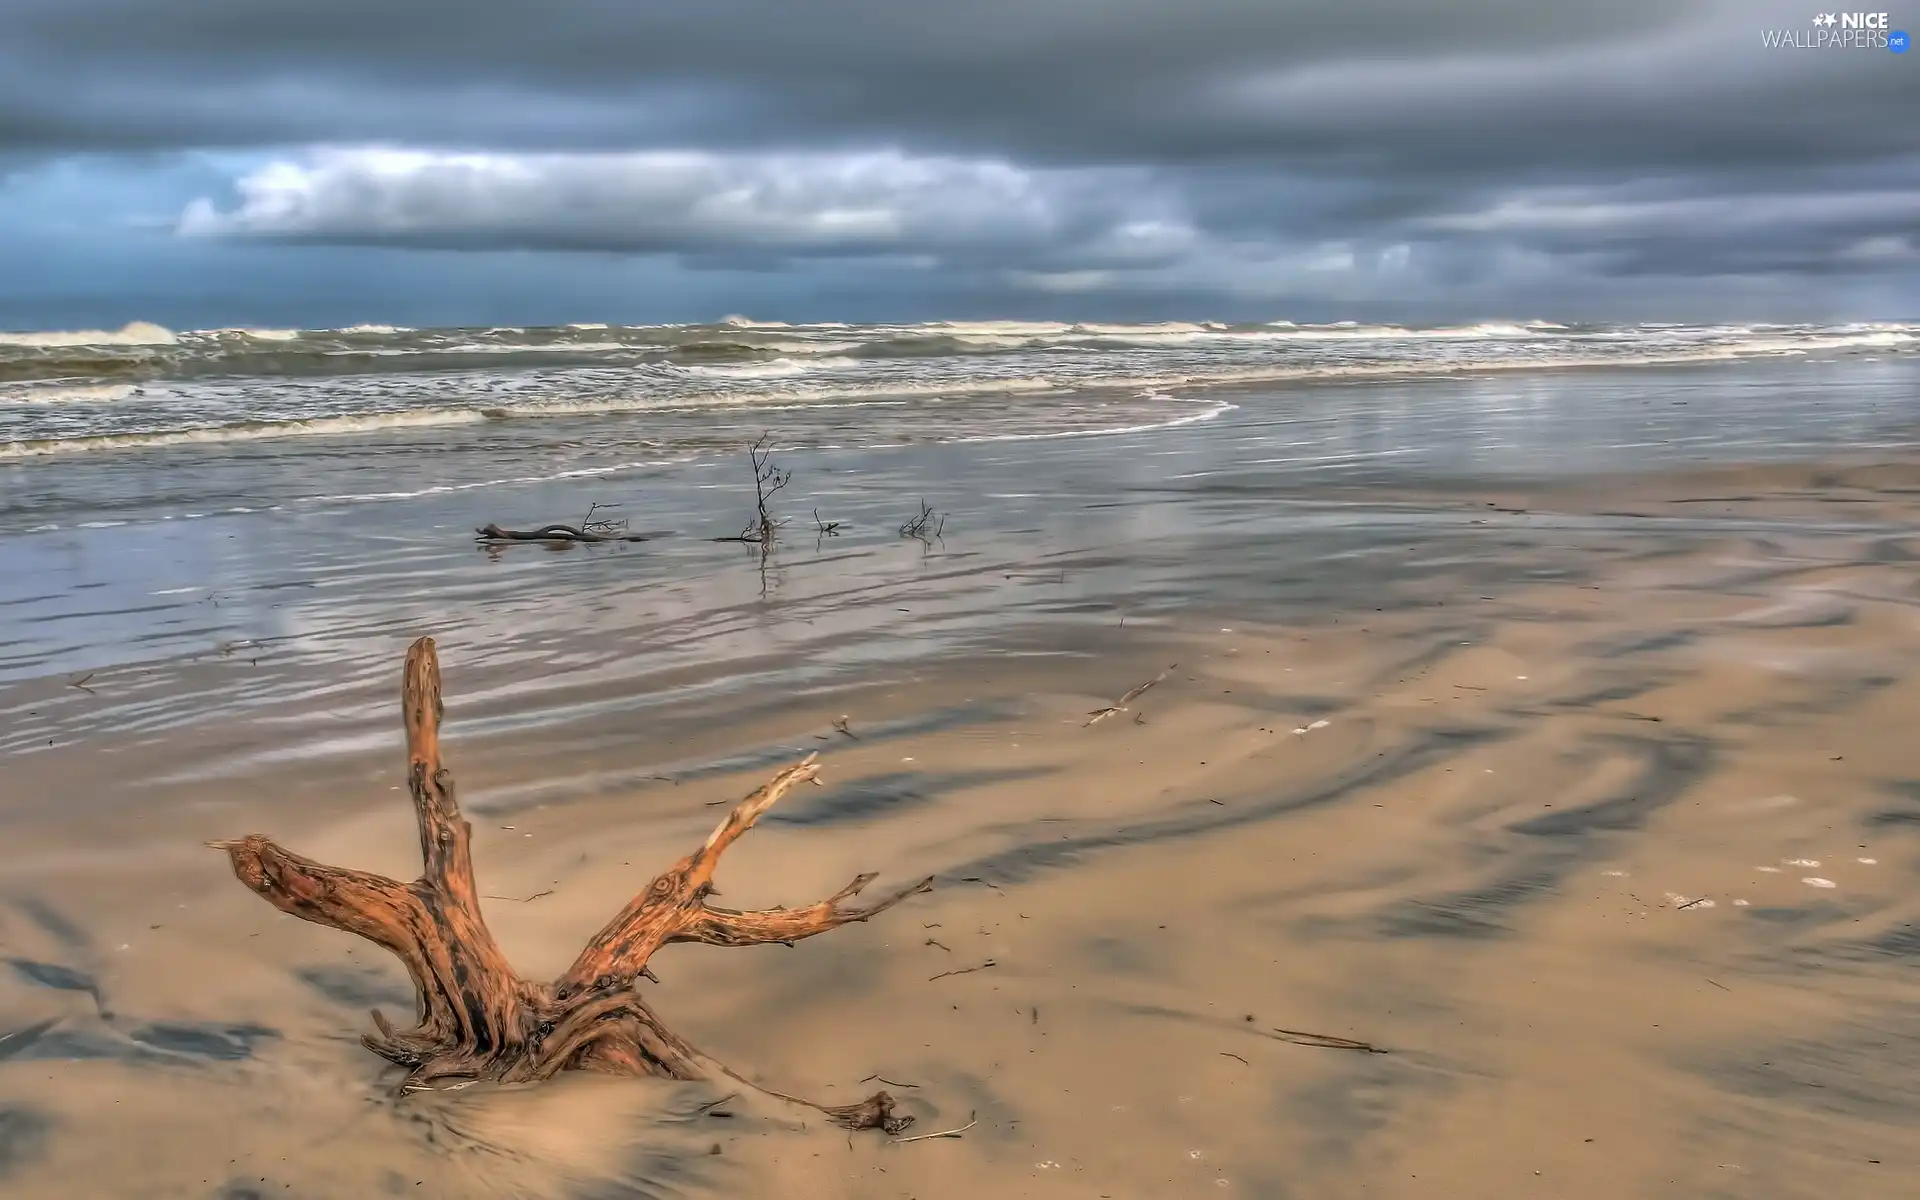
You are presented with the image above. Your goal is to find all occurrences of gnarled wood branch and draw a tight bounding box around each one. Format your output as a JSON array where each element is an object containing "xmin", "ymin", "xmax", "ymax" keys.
[{"xmin": 211, "ymin": 636, "xmax": 929, "ymax": 1133}]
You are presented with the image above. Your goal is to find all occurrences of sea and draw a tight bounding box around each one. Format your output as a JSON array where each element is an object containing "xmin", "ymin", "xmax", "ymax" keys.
[{"xmin": 2, "ymin": 317, "xmax": 1917, "ymax": 750}]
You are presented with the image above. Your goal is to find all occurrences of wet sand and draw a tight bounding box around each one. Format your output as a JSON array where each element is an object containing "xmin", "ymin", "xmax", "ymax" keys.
[{"xmin": 3, "ymin": 452, "xmax": 1919, "ymax": 1198}]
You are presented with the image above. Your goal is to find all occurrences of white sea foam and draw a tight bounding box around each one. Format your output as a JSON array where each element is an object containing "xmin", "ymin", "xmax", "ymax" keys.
[
  {"xmin": 0, "ymin": 408, "xmax": 490, "ymax": 458},
  {"xmin": 0, "ymin": 321, "xmax": 178, "ymax": 347},
  {"xmin": 311, "ymin": 455, "xmax": 699, "ymax": 503},
  {"xmin": 0, "ymin": 383, "xmax": 138, "ymax": 405},
  {"xmin": 214, "ymin": 327, "xmax": 304, "ymax": 341},
  {"xmin": 4, "ymin": 319, "xmax": 1914, "ymax": 463},
  {"xmin": 678, "ymin": 356, "xmax": 860, "ymax": 379}
]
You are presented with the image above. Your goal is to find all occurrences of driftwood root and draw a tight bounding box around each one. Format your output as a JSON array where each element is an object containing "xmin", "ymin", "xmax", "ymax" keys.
[{"xmin": 211, "ymin": 636, "xmax": 931, "ymax": 1131}]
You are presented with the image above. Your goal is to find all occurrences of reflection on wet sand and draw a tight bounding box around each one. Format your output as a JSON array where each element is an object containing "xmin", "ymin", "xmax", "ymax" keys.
[{"xmin": 3, "ymin": 458, "xmax": 1920, "ymax": 1197}]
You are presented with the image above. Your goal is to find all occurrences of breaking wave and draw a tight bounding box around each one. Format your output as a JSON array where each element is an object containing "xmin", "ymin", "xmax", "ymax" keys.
[{"xmin": 1, "ymin": 317, "xmax": 1914, "ymax": 459}]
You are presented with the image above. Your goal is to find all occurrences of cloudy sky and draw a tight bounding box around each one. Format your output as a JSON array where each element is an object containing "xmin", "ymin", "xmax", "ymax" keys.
[{"xmin": 0, "ymin": 0, "xmax": 1914, "ymax": 329}]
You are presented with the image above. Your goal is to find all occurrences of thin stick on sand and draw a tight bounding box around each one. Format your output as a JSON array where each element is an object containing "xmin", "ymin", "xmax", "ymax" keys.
[
  {"xmin": 1084, "ymin": 664, "xmax": 1175, "ymax": 726},
  {"xmin": 890, "ymin": 1112, "xmax": 978, "ymax": 1144}
]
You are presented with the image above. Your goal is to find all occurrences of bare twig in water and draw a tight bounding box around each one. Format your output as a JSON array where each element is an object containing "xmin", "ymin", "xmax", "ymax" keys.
[
  {"xmin": 899, "ymin": 500, "xmax": 946, "ymax": 543},
  {"xmin": 580, "ymin": 501, "xmax": 629, "ymax": 537},
  {"xmin": 925, "ymin": 938, "xmax": 951, "ymax": 952},
  {"xmin": 859, "ymin": 1074, "xmax": 920, "ymax": 1089},
  {"xmin": 712, "ymin": 433, "xmax": 792, "ymax": 548},
  {"xmin": 69, "ymin": 672, "xmax": 97, "ymax": 694},
  {"xmin": 1219, "ymin": 1051, "xmax": 1249, "ymax": 1065},
  {"xmin": 1084, "ymin": 664, "xmax": 1176, "ymax": 726},
  {"xmin": 929, "ymin": 960, "xmax": 996, "ymax": 982},
  {"xmin": 891, "ymin": 1112, "xmax": 978, "ymax": 1144},
  {"xmin": 832, "ymin": 716, "xmax": 859, "ymax": 741},
  {"xmin": 814, "ymin": 509, "xmax": 843, "ymax": 537},
  {"xmin": 1267, "ymin": 1027, "xmax": 1388, "ymax": 1053}
]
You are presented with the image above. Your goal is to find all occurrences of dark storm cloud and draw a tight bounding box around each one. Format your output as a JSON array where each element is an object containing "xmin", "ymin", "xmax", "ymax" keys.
[
  {"xmin": 3, "ymin": 0, "xmax": 1910, "ymax": 169},
  {"xmin": 0, "ymin": 0, "xmax": 1915, "ymax": 316}
]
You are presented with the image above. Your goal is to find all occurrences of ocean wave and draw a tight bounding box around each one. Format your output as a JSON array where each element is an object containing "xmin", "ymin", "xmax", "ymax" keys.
[
  {"xmin": 678, "ymin": 356, "xmax": 862, "ymax": 379},
  {"xmin": 0, "ymin": 382, "xmax": 139, "ymax": 405},
  {"xmin": 0, "ymin": 408, "xmax": 491, "ymax": 457},
  {"xmin": 4, "ymin": 319, "xmax": 1915, "ymax": 459},
  {"xmin": 0, "ymin": 321, "xmax": 178, "ymax": 347},
  {"xmin": 210, "ymin": 327, "xmax": 304, "ymax": 341}
]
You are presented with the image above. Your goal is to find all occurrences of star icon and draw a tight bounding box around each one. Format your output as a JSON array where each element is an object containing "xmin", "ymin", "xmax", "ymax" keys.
[{"xmin": 1813, "ymin": 12, "xmax": 1837, "ymax": 25}]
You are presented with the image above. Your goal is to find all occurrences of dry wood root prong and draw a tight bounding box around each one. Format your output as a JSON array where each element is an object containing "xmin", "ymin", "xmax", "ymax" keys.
[{"xmin": 210, "ymin": 636, "xmax": 931, "ymax": 1133}]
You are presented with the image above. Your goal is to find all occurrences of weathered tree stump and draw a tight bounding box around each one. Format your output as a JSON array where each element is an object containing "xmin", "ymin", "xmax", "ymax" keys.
[{"xmin": 210, "ymin": 636, "xmax": 932, "ymax": 1132}]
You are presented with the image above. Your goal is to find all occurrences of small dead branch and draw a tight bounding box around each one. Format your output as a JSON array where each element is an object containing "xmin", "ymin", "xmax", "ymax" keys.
[
  {"xmin": 69, "ymin": 672, "xmax": 97, "ymax": 694},
  {"xmin": 692, "ymin": 1091, "xmax": 740, "ymax": 1118},
  {"xmin": 929, "ymin": 960, "xmax": 996, "ymax": 982},
  {"xmin": 858, "ymin": 1074, "xmax": 921, "ymax": 1089},
  {"xmin": 899, "ymin": 500, "xmax": 946, "ymax": 543},
  {"xmin": 579, "ymin": 501, "xmax": 629, "ymax": 537},
  {"xmin": 814, "ymin": 509, "xmax": 843, "ymax": 537},
  {"xmin": 1219, "ymin": 1051, "xmax": 1249, "ymax": 1065},
  {"xmin": 713, "ymin": 433, "xmax": 792, "ymax": 547},
  {"xmin": 1266, "ymin": 1027, "xmax": 1388, "ymax": 1054},
  {"xmin": 1084, "ymin": 664, "xmax": 1176, "ymax": 726},
  {"xmin": 890, "ymin": 1112, "xmax": 977, "ymax": 1144},
  {"xmin": 831, "ymin": 717, "xmax": 859, "ymax": 741},
  {"xmin": 475, "ymin": 522, "xmax": 653, "ymax": 545}
]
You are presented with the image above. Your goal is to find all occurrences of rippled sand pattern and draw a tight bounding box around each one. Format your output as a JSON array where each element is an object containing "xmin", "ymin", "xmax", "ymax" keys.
[{"xmin": 2, "ymin": 460, "xmax": 1919, "ymax": 1197}]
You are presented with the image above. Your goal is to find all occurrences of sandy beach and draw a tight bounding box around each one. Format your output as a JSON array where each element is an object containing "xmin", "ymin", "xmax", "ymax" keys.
[
  {"xmin": 5, "ymin": 387, "xmax": 1920, "ymax": 1198},
  {"xmin": 5, "ymin": 0, "xmax": 1919, "ymax": 1184}
]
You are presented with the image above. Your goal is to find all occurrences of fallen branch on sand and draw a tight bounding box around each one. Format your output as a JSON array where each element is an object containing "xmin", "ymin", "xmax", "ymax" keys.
[
  {"xmin": 890, "ymin": 1112, "xmax": 978, "ymax": 1144},
  {"xmin": 474, "ymin": 523, "xmax": 656, "ymax": 544},
  {"xmin": 1266, "ymin": 1027, "xmax": 1388, "ymax": 1054},
  {"xmin": 476, "ymin": 501, "xmax": 656, "ymax": 545},
  {"xmin": 209, "ymin": 637, "xmax": 934, "ymax": 1133},
  {"xmin": 1083, "ymin": 665, "xmax": 1176, "ymax": 726}
]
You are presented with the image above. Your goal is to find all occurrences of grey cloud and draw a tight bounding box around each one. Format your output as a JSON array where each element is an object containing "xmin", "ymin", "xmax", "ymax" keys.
[
  {"xmin": 3, "ymin": 0, "xmax": 1917, "ymax": 317},
  {"xmin": 3, "ymin": 0, "xmax": 1906, "ymax": 172},
  {"xmin": 177, "ymin": 148, "xmax": 1186, "ymax": 263},
  {"xmin": 172, "ymin": 144, "xmax": 1920, "ymax": 298}
]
